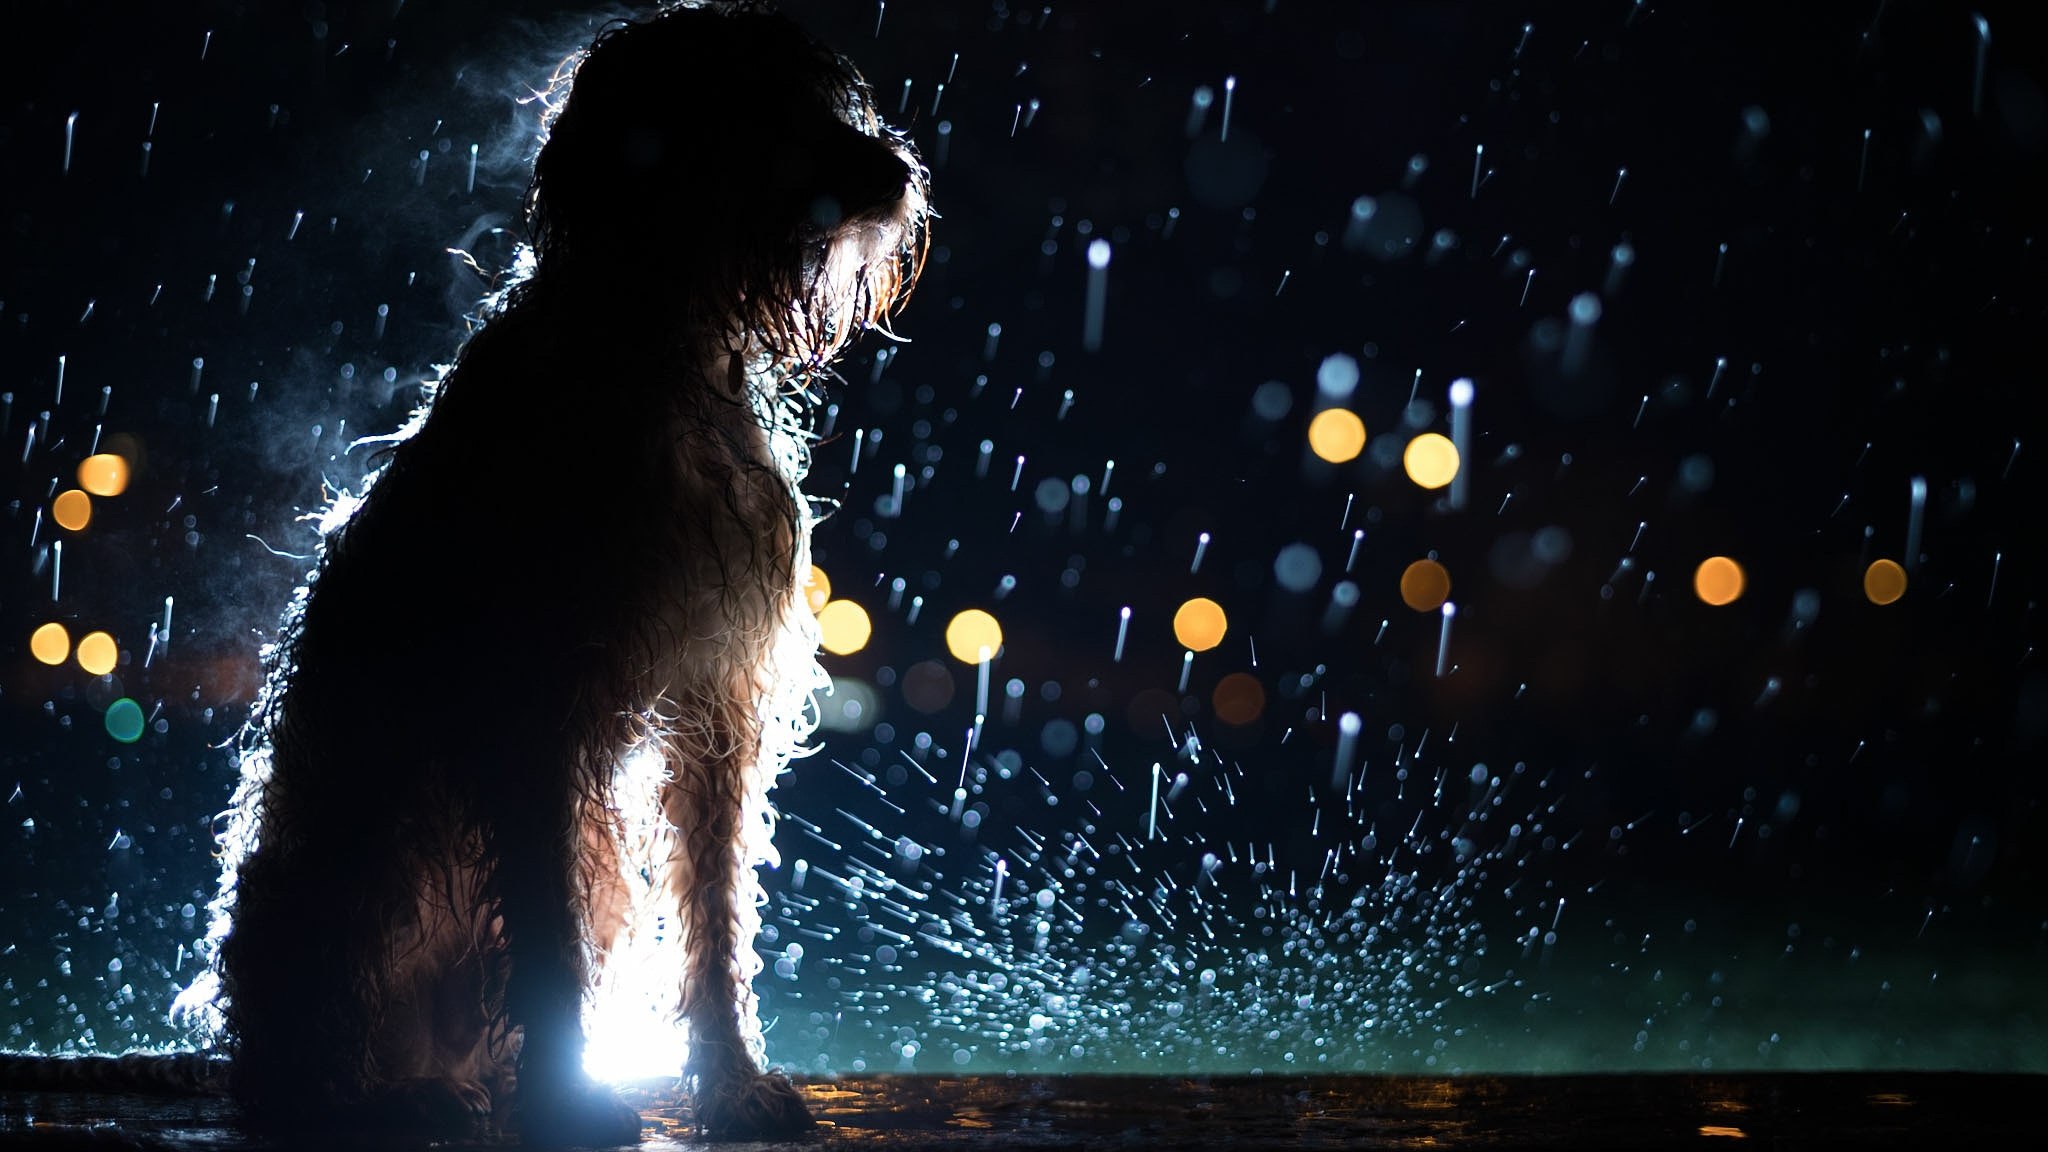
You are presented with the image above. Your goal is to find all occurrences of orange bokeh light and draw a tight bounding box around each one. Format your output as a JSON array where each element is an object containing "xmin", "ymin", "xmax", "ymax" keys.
[
  {"xmin": 30, "ymin": 622, "xmax": 71, "ymax": 666},
  {"xmin": 945, "ymin": 609, "xmax": 1003, "ymax": 664},
  {"xmin": 1172, "ymin": 597, "xmax": 1228, "ymax": 652},
  {"xmin": 1694, "ymin": 556, "xmax": 1745, "ymax": 606},
  {"xmin": 78, "ymin": 454, "xmax": 131, "ymax": 497},
  {"xmin": 76, "ymin": 630, "xmax": 119, "ymax": 676},
  {"xmin": 52, "ymin": 490, "xmax": 92, "ymax": 531},
  {"xmin": 1402, "ymin": 432, "xmax": 1459, "ymax": 489},
  {"xmin": 1863, "ymin": 558, "xmax": 1907, "ymax": 605},
  {"xmin": 1212, "ymin": 672, "xmax": 1266, "ymax": 725},
  {"xmin": 1306, "ymin": 409, "xmax": 1366, "ymax": 464},
  {"xmin": 817, "ymin": 599, "xmax": 872, "ymax": 655},
  {"xmin": 1399, "ymin": 559, "xmax": 1452, "ymax": 612}
]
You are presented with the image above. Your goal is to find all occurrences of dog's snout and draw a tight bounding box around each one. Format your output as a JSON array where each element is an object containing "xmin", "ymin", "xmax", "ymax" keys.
[{"xmin": 817, "ymin": 123, "xmax": 911, "ymax": 213}]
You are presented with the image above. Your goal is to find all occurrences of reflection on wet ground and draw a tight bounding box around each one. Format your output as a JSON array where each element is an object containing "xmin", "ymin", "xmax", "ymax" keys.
[{"xmin": 2, "ymin": 1071, "xmax": 2037, "ymax": 1149}]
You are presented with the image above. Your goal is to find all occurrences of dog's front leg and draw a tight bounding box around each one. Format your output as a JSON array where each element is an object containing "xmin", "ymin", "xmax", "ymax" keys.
[
  {"xmin": 664, "ymin": 734, "xmax": 815, "ymax": 1139},
  {"xmin": 493, "ymin": 783, "xmax": 643, "ymax": 1146}
]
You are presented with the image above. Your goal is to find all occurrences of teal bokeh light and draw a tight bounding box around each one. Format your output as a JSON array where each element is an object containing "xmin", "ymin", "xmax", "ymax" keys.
[{"xmin": 105, "ymin": 698, "xmax": 145, "ymax": 744}]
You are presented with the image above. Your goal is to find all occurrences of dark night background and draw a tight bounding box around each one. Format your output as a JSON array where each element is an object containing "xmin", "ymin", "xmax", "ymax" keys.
[{"xmin": 2, "ymin": 0, "xmax": 2044, "ymax": 1077}]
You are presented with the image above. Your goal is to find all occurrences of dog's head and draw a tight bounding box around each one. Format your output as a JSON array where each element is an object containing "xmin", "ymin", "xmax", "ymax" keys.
[{"xmin": 526, "ymin": 1, "xmax": 928, "ymax": 366}]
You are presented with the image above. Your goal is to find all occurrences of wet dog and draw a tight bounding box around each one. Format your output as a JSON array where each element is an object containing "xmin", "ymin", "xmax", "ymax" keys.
[{"xmin": 172, "ymin": 3, "xmax": 925, "ymax": 1141}]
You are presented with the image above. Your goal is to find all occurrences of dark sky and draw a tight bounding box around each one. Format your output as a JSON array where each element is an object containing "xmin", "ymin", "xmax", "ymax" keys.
[{"xmin": 2, "ymin": 0, "xmax": 2043, "ymax": 1071}]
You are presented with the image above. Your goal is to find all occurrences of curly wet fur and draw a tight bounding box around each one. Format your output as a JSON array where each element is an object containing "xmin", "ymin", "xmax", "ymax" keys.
[{"xmin": 172, "ymin": 2, "xmax": 925, "ymax": 1140}]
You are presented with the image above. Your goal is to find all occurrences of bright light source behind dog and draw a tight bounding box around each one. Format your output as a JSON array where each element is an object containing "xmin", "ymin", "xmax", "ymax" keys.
[
  {"xmin": 582, "ymin": 999, "xmax": 690, "ymax": 1084},
  {"xmin": 583, "ymin": 742, "xmax": 694, "ymax": 1084}
]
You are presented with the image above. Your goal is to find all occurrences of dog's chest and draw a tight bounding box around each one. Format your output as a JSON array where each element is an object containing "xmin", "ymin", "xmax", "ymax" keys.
[
  {"xmin": 624, "ymin": 382, "xmax": 813, "ymax": 661},
  {"xmin": 659, "ymin": 390, "xmax": 806, "ymax": 537}
]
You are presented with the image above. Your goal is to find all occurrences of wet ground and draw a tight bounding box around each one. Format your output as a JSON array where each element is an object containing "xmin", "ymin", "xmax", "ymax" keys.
[{"xmin": 2, "ymin": 1069, "xmax": 2039, "ymax": 1149}]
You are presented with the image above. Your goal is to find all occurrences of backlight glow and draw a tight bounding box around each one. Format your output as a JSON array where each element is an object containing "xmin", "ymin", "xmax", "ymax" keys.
[{"xmin": 803, "ymin": 565, "xmax": 832, "ymax": 614}]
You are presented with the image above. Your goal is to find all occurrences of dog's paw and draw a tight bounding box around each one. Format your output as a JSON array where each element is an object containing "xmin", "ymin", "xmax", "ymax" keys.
[
  {"xmin": 518, "ymin": 1081, "xmax": 645, "ymax": 1148},
  {"xmin": 365, "ymin": 1076, "xmax": 493, "ymax": 1133},
  {"xmin": 693, "ymin": 1068, "xmax": 815, "ymax": 1140}
]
